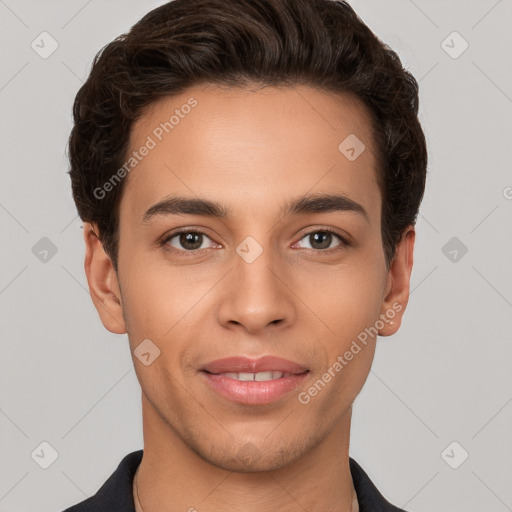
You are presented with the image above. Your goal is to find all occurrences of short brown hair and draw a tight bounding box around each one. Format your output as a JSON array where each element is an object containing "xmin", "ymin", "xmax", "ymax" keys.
[{"xmin": 68, "ymin": 0, "xmax": 427, "ymax": 271}]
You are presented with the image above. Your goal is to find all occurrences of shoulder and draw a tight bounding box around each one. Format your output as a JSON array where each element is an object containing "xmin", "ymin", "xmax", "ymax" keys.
[
  {"xmin": 60, "ymin": 450, "xmax": 143, "ymax": 512},
  {"xmin": 349, "ymin": 457, "xmax": 409, "ymax": 512}
]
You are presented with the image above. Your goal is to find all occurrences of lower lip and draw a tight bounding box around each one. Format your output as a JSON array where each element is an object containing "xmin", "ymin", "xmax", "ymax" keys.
[{"xmin": 200, "ymin": 371, "xmax": 309, "ymax": 405}]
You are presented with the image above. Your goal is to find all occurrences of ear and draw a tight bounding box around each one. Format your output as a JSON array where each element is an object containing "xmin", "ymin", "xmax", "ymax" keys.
[
  {"xmin": 83, "ymin": 222, "xmax": 126, "ymax": 334},
  {"xmin": 378, "ymin": 226, "xmax": 415, "ymax": 336}
]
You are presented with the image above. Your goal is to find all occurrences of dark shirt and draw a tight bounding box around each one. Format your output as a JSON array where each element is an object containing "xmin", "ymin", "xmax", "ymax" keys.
[{"xmin": 61, "ymin": 450, "xmax": 407, "ymax": 511}]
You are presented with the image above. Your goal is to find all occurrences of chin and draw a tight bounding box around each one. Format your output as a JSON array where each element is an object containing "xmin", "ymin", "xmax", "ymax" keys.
[{"xmin": 196, "ymin": 437, "xmax": 309, "ymax": 473}]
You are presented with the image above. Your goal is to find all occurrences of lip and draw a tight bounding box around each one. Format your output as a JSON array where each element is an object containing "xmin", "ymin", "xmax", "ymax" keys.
[
  {"xmin": 200, "ymin": 356, "xmax": 310, "ymax": 406},
  {"xmin": 201, "ymin": 355, "xmax": 308, "ymax": 375}
]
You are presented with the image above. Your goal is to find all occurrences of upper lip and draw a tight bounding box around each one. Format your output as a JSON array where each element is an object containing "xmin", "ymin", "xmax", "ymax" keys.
[{"xmin": 201, "ymin": 356, "xmax": 309, "ymax": 375}]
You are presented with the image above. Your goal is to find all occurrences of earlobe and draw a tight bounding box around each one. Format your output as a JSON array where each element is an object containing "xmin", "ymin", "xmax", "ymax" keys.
[
  {"xmin": 378, "ymin": 226, "xmax": 415, "ymax": 337},
  {"xmin": 83, "ymin": 222, "xmax": 126, "ymax": 334}
]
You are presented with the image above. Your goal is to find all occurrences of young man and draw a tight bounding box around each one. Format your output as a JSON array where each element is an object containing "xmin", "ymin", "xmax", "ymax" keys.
[{"xmin": 63, "ymin": 0, "xmax": 427, "ymax": 510}]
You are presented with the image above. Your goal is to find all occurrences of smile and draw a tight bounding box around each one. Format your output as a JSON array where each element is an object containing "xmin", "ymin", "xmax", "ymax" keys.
[{"xmin": 215, "ymin": 371, "xmax": 292, "ymax": 381}]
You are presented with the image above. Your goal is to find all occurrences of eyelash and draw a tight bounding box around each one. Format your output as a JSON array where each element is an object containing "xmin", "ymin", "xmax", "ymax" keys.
[{"xmin": 158, "ymin": 228, "xmax": 350, "ymax": 257}]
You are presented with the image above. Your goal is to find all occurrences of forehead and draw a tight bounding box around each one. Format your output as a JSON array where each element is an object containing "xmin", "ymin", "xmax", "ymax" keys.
[{"xmin": 120, "ymin": 83, "xmax": 381, "ymax": 225}]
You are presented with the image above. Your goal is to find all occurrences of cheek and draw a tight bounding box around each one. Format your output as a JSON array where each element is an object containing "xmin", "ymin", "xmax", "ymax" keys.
[
  {"xmin": 301, "ymin": 268, "xmax": 383, "ymax": 411},
  {"xmin": 118, "ymin": 257, "xmax": 172, "ymax": 343},
  {"xmin": 296, "ymin": 259, "xmax": 386, "ymax": 398},
  {"xmin": 300, "ymin": 259, "xmax": 386, "ymax": 334},
  {"xmin": 119, "ymin": 256, "xmax": 216, "ymax": 359}
]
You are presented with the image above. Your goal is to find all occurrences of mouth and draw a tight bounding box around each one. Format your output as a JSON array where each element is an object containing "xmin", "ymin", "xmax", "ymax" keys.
[{"xmin": 199, "ymin": 355, "xmax": 310, "ymax": 405}]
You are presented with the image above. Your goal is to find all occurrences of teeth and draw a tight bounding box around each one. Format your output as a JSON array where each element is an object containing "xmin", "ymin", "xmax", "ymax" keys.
[
  {"xmin": 255, "ymin": 371, "xmax": 278, "ymax": 381},
  {"xmin": 218, "ymin": 371, "xmax": 285, "ymax": 381},
  {"xmin": 222, "ymin": 372, "xmax": 240, "ymax": 379}
]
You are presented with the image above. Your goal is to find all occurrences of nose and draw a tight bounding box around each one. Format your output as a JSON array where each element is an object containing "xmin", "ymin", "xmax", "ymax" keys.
[{"xmin": 216, "ymin": 240, "xmax": 296, "ymax": 335}]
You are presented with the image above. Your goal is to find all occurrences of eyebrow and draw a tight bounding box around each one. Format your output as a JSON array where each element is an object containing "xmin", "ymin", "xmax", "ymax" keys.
[{"xmin": 142, "ymin": 193, "xmax": 369, "ymax": 223}]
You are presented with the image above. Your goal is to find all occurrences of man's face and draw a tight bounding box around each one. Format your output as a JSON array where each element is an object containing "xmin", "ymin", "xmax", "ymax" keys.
[{"xmin": 87, "ymin": 84, "xmax": 412, "ymax": 472}]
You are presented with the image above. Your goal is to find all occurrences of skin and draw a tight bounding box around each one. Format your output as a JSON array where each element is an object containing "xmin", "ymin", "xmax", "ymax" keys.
[{"xmin": 83, "ymin": 83, "xmax": 415, "ymax": 512}]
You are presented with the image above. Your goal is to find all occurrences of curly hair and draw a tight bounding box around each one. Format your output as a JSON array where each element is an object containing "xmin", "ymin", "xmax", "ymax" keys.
[{"xmin": 67, "ymin": 0, "xmax": 427, "ymax": 272}]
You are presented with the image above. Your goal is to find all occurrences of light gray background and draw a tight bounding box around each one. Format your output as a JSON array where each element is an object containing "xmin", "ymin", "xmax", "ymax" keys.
[{"xmin": 1, "ymin": 0, "xmax": 511, "ymax": 511}]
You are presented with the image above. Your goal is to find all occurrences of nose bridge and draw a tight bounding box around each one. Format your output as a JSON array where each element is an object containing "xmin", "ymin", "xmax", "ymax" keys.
[{"xmin": 218, "ymin": 233, "xmax": 295, "ymax": 331}]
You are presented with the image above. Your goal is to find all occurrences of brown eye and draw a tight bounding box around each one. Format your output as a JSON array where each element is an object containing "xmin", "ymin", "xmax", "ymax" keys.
[
  {"xmin": 296, "ymin": 230, "xmax": 348, "ymax": 252},
  {"xmin": 163, "ymin": 231, "xmax": 214, "ymax": 252},
  {"xmin": 309, "ymin": 232, "xmax": 333, "ymax": 250}
]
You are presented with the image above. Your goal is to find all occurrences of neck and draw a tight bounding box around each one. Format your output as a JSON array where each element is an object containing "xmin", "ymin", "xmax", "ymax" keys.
[{"xmin": 133, "ymin": 394, "xmax": 358, "ymax": 512}]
